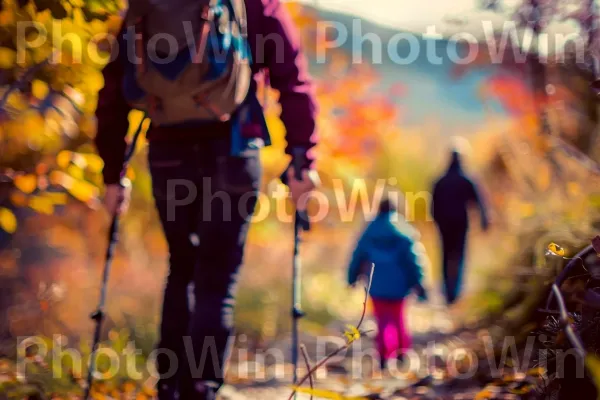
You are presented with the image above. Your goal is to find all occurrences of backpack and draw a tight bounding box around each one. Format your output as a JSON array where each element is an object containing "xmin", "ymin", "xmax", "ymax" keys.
[{"xmin": 121, "ymin": 0, "xmax": 252, "ymax": 127}]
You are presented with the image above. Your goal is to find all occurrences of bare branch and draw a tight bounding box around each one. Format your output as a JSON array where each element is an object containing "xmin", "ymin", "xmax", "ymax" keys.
[
  {"xmin": 288, "ymin": 264, "xmax": 375, "ymax": 399},
  {"xmin": 300, "ymin": 344, "xmax": 313, "ymax": 400}
]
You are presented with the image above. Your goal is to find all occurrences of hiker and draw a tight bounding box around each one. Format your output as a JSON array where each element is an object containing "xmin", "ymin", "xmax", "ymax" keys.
[
  {"xmin": 431, "ymin": 148, "xmax": 489, "ymax": 306},
  {"xmin": 94, "ymin": 1, "xmax": 318, "ymax": 399},
  {"xmin": 347, "ymin": 195, "xmax": 429, "ymax": 371}
]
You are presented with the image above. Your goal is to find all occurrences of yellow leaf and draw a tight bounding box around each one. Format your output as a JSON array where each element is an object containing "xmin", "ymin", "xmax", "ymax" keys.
[
  {"xmin": 14, "ymin": 174, "xmax": 37, "ymax": 194},
  {"xmin": 20, "ymin": 110, "xmax": 45, "ymax": 133},
  {"xmin": 547, "ymin": 242, "xmax": 565, "ymax": 257},
  {"xmin": 343, "ymin": 324, "xmax": 361, "ymax": 344},
  {"xmin": 83, "ymin": 154, "xmax": 104, "ymax": 173},
  {"xmin": 56, "ymin": 150, "xmax": 73, "ymax": 169},
  {"xmin": 0, "ymin": 208, "xmax": 17, "ymax": 234},
  {"xmin": 292, "ymin": 386, "xmax": 368, "ymax": 400},
  {"xmin": 43, "ymin": 192, "xmax": 68, "ymax": 205},
  {"xmin": 86, "ymin": 69, "xmax": 104, "ymax": 92},
  {"xmin": 0, "ymin": 47, "xmax": 16, "ymax": 69},
  {"xmin": 585, "ymin": 354, "xmax": 600, "ymax": 400},
  {"xmin": 29, "ymin": 196, "xmax": 54, "ymax": 215},
  {"xmin": 31, "ymin": 80, "xmax": 49, "ymax": 100},
  {"xmin": 68, "ymin": 180, "xmax": 99, "ymax": 204},
  {"xmin": 67, "ymin": 164, "xmax": 84, "ymax": 180}
]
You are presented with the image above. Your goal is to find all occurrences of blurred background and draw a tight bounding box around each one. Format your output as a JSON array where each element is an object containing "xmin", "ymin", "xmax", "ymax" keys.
[{"xmin": 0, "ymin": 0, "xmax": 599, "ymax": 397}]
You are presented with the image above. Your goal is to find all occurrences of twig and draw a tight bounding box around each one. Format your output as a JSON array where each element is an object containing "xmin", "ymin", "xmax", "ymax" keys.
[
  {"xmin": 288, "ymin": 264, "xmax": 375, "ymax": 400},
  {"xmin": 300, "ymin": 344, "xmax": 313, "ymax": 400},
  {"xmin": 551, "ymin": 284, "xmax": 586, "ymax": 359},
  {"xmin": 356, "ymin": 263, "xmax": 374, "ymax": 328}
]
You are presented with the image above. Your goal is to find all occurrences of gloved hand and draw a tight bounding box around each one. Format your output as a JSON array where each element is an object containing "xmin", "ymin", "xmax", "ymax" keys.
[{"xmin": 279, "ymin": 149, "xmax": 320, "ymax": 231}]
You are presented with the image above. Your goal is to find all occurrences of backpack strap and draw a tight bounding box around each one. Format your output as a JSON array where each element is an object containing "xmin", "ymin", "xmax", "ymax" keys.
[
  {"xmin": 193, "ymin": 4, "xmax": 215, "ymax": 64},
  {"xmin": 134, "ymin": 18, "xmax": 146, "ymax": 75},
  {"xmin": 192, "ymin": 92, "xmax": 229, "ymax": 121}
]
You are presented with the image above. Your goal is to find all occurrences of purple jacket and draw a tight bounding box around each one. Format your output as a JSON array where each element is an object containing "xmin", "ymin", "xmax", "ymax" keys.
[{"xmin": 94, "ymin": 0, "xmax": 318, "ymax": 184}]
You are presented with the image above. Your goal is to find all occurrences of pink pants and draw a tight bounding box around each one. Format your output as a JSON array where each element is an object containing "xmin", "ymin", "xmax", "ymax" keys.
[{"xmin": 371, "ymin": 297, "xmax": 411, "ymax": 360}]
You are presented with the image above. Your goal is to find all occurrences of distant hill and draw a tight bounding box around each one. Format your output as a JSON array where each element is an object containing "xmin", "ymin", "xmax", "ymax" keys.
[{"xmin": 300, "ymin": 5, "xmax": 509, "ymax": 137}]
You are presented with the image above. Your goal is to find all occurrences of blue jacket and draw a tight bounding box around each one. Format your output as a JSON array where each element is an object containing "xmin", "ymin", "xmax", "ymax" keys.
[{"xmin": 347, "ymin": 211, "xmax": 427, "ymax": 300}]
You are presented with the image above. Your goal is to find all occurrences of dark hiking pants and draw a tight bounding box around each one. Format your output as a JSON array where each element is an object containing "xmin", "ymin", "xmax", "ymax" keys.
[
  {"xmin": 437, "ymin": 222, "xmax": 468, "ymax": 305},
  {"xmin": 148, "ymin": 137, "xmax": 260, "ymax": 400}
]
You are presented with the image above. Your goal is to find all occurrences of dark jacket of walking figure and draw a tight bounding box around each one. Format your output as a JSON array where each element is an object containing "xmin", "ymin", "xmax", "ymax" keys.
[
  {"xmin": 94, "ymin": 1, "xmax": 317, "ymax": 399},
  {"xmin": 432, "ymin": 151, "xmax": 489, "ymax": 305}
]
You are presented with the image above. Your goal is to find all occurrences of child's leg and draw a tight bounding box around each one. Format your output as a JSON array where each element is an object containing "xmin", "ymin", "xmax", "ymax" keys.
[
  {"xmin": 395, "ymin": 299, "xmax": 411, "ymax": 356},
  {"xmin": 371, "ymin": 298, "xmax": 399, "ymax": 368}
]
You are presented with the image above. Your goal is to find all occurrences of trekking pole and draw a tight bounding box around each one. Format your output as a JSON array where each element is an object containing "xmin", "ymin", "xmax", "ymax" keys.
[
  {"xmin": 84, "ymin": 115, "xmax": 147, "ymax": 400},
  {"xmin": 290, "ymin": 149, "xmax": 310, "ymax": 392}
]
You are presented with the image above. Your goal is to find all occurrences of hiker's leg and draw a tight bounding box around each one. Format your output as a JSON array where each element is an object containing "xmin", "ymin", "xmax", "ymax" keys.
[
  {"xmin": 180, "ymin": 149, "xmax": 260, "ymax": 399},
  {"xmin": 148, "ymin": 144, "xmax": 200, "ymax": 399},
  {"xmin": 450, "ymin": 227, "xmax": 468, "ymax": 302},
  {"xmin": 439, "ymin": 226, "xmax": 452, "ymax": 304},
  {"xmin": 445, "ymin": 225, "xmax": 468, "ymax": 304}
]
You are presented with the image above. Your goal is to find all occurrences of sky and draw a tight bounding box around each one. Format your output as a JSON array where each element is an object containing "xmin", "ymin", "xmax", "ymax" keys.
[
  {"xmin": 294, "ymin": 0, "xmax": 481, "ymax": 32},
  {"xmin": 293, "ymin": 0, "xmax": 581, "ymax": 52},
  {"xmin": 290, "ymin": 0, "xmax": 512, "ymax": 133}
]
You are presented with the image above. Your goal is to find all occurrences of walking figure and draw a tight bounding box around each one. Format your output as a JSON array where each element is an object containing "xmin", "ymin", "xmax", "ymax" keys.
[{"xmin": 431, "ymin": 148, "xmax": 489, "ymax": 305}]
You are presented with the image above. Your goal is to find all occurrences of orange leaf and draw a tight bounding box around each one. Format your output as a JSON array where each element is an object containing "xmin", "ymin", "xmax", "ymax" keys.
[
  {"xmin": 14, "ymin": 174, "xmax": 37, "ymax": 194},
  {"xmin": 10, "ymin": 192, "xmax": 28, "ymax": 207}
]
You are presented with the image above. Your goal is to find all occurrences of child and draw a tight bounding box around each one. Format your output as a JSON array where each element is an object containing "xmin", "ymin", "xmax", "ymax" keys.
[{"xmin": 347, "ymin": 195, "xmax": 428, "ymax": 371}]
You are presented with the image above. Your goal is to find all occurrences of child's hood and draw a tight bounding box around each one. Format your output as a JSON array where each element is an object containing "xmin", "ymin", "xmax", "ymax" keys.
[{"xmin": 363, "ymin": 213, "xmax": 416, "ymax": 250}]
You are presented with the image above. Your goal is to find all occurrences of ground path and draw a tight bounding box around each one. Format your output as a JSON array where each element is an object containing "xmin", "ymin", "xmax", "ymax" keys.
[{"xmin": 219, "ymin": 296, "xmax": 539, "ymax": 400}]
